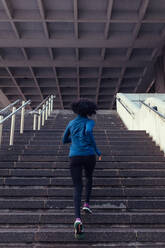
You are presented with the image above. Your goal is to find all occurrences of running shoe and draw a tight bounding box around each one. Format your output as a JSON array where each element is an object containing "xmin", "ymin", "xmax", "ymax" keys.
[
  {"xmin": 74, "ymin": 218, "xmax": 84, "ymax": 240},
  {"xmin": 82, "ymin": 203, "xmax": 93, "ymax": 214}
]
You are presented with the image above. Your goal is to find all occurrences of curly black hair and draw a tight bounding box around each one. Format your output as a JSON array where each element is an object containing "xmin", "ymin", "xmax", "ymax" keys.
[{"xmin": 71, "ymin": 98, "xmax": 98, "ymax": 117}]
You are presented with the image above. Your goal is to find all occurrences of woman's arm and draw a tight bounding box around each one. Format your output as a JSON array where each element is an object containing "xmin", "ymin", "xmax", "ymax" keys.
[
  {"xmin": 62, "ymin": 124, "xmax": 71, "ymax": 144},
  {"xmin": 85, "ymin": 120, "xmax": 101, "ymax": 156}
]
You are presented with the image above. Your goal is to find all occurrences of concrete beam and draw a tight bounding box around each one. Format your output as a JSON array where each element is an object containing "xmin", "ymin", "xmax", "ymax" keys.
[
  {"xmin": 0, "ymin": 59, "xmax": 149, "ymax": 68},
  {"xmin": 0, "ymin": 37, "xmax": 160, "ymax": 48}
]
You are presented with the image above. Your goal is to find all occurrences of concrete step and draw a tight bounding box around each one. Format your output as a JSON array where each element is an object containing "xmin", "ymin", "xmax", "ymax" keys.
[
  {"xmin": 46, "ymin": 127, "xmax": 127, "ymax": 131},
  {"xmin": 3, "ymin": 154, "xmax": 160, "ymax": 163},
  {"xmin": 1, "ymin": 138, "xmax": 32, "ymax": 143},
  {"xmin": 1, "ymin": 161, "xmax": 165, "ymax": 169},
  {"xmin": 28, "ymin": 137, "xmax": 152, "ymax": 142},
  {"xmin": 2, "ymin": 168, "xmax": 165, "ymax": 178},
  {"xmin": 2, "ymin": 136, "xmax": 34, "ymax": 141},
  {"xmin": 0, "ymin": 145, "xmax": 160, "ymax": 154},
  {"xmin": 9, "ymin": 245, "xmax": 163, "ymax": 248},
  {"xmin": 1, "ymin": 198, "xmax": 165, "ymax": 211},
  {"xmin": 0, "ymin": 227, "xmax": 164, "ymax": 244},
  {"xmin": 35, "ymin": 130, "xmax": 147, "ymax": 134},
  {"xmin": 26, "ymin": 140, "xmax": 155, "ymax": 146},
  {"xmin": 18, "ymin": 155, "xmax": 165, "ymax": 162},
  {"xmin": 2, "ymin": 177, "xmax": 165, "ymax": 187},
  {"xmin": 0, "ymin": 198, "xmax": 127, "ymax": 210},
  {"xmin": 45, "ymin": 123, "xmax": 125, "ymax": 126},
  {"xmin": 26, "ymin": 142, "xmax": 158, "ymax": 148},
  {"xmin": 32, "ymin": 133, "xmax": 149, "ymax": 138},
  {"xmin": 0, "ymin": 187, "xmax": 165, "ymax": 197},
  {"xmin": 2, "ymin": 131, "xmax": 35, "ymax": 135},
  {"xmin": 0, "ymin": 212, "xmax": 165, "ymax": 225},
  {"xmin": 34, "ymin": 129, "xmax": 143, "ymax": 134},
  {"xmin": 0, "ymin": 146, "xmax": 161, "ymax": 154},
  {"xmin": 21, "ymin": 150, "xmax": 163, "ymax": 156}
]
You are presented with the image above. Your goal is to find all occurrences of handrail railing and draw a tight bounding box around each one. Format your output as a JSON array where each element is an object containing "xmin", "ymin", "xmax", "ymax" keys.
[
  {"xmin": 117, "ymin": 96, "xmax": 165, "ymax": 121},
  {"xmin": 0, "ymin": 100, "xmax": 31, "ymax": 146},
  {"xmin": 0, "ymin": 100, "xmax": 31, "ymax": 125},
  {"xmin": 30, "ymin": 95, "xmax": 55, "ymax": 131},
  {"xmin": 0, "ymin": 99, "xmax": 20, "ymax": 115},
  {"xmin": 30, "ymin": 95, "xmax": 50, "ymax": 114},
  {"xmin": 116, "ymin": 97, "xmax": 135, "ymax": 118},
  {"xmin": 140, "ymin": 100, "xmax": 165, "ymax": 121}
]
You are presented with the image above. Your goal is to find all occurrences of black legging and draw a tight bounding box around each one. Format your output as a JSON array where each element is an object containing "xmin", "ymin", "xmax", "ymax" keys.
[{"xmin": 70, "ymin": 155, "xmax": 96, "ymax": 218}]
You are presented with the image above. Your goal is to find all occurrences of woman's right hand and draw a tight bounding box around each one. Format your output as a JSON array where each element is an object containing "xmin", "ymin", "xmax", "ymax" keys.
[{"xmin": 99, "ymin": 156, "xmax": 102, "ymax": 161}]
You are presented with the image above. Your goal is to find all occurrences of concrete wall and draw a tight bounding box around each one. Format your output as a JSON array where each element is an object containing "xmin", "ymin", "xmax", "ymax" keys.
[{"xmin": 117, "ymin": 93, "xmax": 165, "ymax": 153}]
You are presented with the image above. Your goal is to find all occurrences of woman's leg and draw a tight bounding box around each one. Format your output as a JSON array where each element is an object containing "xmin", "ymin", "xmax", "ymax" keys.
[
  {"xmin": 70, "ymin": 156, "xmax": 83, "ymax": 219},
  {"xmin": 84, "ymin": 155, "xmax": 96, "ymax": 204}
]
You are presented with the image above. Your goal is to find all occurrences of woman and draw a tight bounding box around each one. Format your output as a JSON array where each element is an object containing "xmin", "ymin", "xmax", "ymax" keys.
[{"xmin": 62, "ymin": 99, "xmax": 101, "ymax": 239}]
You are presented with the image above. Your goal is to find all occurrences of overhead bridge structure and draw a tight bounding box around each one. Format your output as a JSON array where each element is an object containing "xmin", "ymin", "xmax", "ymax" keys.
[{"xmin": 0, "ymin": 0, "xmax": 165, "ymax": 109}]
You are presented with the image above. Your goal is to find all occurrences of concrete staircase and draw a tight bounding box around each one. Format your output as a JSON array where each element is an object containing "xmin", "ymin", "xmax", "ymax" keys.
[{"xmin": 0, "ymin": 111, "xmax": 165, "ymax": 247}]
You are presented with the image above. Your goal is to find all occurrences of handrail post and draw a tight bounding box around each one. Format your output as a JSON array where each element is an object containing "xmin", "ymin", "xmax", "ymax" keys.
[
  {"xmin": 33, "ymin": 114, "xmax": 37, "ymax": 130},
  {"xmin": 9, "ymin": 107, "xmax": 16, "ymax": 146},
  {"xmin": 48, "ymin": 97, "xmax": 51, "ymax": 116},
  {"xmin": 42, "ymin": 104, "xmax": 45, "ymax": 126},
  {"xmin": 38, "ymin": 109, "xmax": 41, "ymax": 130},
  {"xmin": 30, "ymin": 95, "xmax": 55, "ymax": 132},
  {"xmin": 45, "ymin": 101, "xmax": 48, "ymax": 120},
  {"xmin": 20, "ymin": 101, "xmax": 25, "ymax": 134},
  {"xmin": 0, "ymin": 116, "xmax": 3, "ymax": 147},
  {"xmin": 51, "ymin": 95, "xmax": 53, "ymax": 112}
]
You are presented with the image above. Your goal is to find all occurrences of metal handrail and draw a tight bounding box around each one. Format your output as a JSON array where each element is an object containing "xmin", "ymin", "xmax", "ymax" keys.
[
  {"xmin": 0, "ymin": 99, "xmax": 31, "ymax": 146},
  {"xmin": 117, "ymin": 97, "xmax": 165, "ymax": 121},
  {"xmin": 116, "ymin": 97, "xmax": 135, "ymax": 117},
  {"xmin": 30, "ymin": 95, "xmax": 55, "ymax": 131},
  {"xmin": 0, "ymin": 99, "xmax": 20, "ymax": 115},
  {"xmin": 30, "ymin": 95, "xmax": 50, "ymax": 114},
  {"xmin": 140, "ymin": 100, "xmax": 165, "ymax": 121},
  {"xmin": 30, "ymin": 99, "xmax": 49, "ymax": 115},
  {"xmin": 0, "ymin": 100, "xmax": 31, "ymax": 124},
  {"xmin": 0, "ymin": 95, "xmax": 55, "ymax": 147}
]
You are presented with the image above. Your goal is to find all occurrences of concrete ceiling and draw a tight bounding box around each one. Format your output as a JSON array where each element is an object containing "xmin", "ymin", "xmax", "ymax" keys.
[{"xmin": 0, "ymin": 0, "xmax": 165, "ymax": 109}]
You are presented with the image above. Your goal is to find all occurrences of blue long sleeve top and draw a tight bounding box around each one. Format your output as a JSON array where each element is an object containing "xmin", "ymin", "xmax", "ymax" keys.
[{"xmin": 62, "ymin": 115, "xmax": 101, "ymax": 157}]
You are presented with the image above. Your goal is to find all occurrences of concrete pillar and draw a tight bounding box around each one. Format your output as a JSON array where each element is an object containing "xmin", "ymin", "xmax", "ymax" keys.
[{"xmin": 155, "ymin": 55, "xmax": 165, "ymax": 93}]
